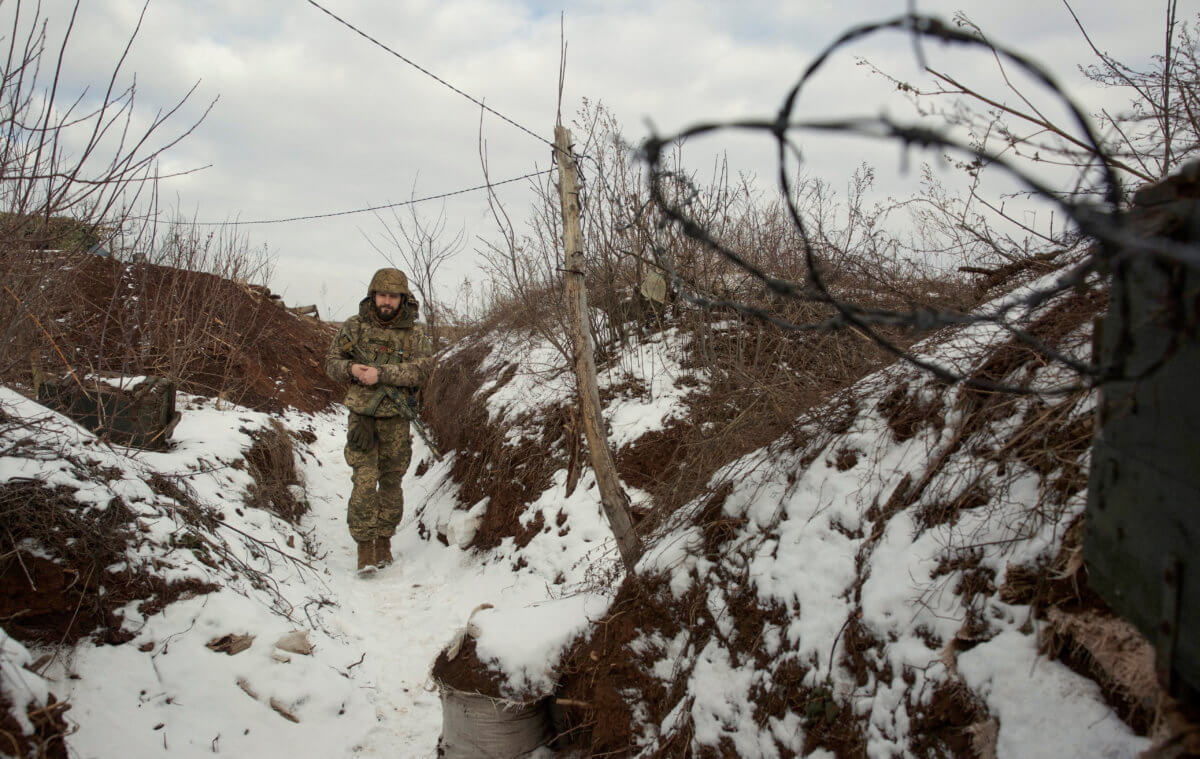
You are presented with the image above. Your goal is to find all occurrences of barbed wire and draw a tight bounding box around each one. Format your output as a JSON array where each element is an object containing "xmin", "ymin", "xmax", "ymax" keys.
[
  {"xmin": 156, "ymin": 2, "xmax": 564, "ymax": 231},
  {"xmin": 304, "ymin": 0, "xmax": 554, "ymax": 151},
  {"xmin": 168, "ymin": 170, "xmax": 552, "ymax": 227},
  {"xmin": 637, "ymin": 12, "xmax": 1187, "ymax": 395}
]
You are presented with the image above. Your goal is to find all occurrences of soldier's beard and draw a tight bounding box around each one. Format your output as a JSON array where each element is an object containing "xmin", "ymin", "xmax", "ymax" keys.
[{"xmin": 375, "ymin": 304, "xmax": 397, "ymax": 321}]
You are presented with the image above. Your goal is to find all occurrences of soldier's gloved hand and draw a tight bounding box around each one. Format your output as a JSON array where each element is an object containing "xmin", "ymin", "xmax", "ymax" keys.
[{"xmin": 347, "ymin": 412, "xmax": 376, "ymax": 452}]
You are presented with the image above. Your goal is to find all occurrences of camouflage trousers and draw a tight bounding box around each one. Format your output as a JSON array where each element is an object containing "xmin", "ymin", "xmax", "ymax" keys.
[{"xmin": 344, "ymin": 413, "xmax": 412, "ymax": 542}]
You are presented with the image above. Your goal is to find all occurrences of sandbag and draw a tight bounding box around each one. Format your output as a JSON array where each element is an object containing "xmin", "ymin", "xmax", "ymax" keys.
[{"xmin": 437, "ymin": 684, "xmax": 550, "ymax": 759}]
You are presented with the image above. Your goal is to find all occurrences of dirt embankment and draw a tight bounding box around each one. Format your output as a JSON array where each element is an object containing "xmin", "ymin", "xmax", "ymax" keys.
[
  {"xmin": 3, "ymin": 252, "xmax": 340, "ymax": 413},
  {"xmin": 1, "ymin": 252, "xmax": 339, "ymax": 755},
  {"xmin": 419, "ymin": 267, "xmax": 1199, "ymax": 756}
]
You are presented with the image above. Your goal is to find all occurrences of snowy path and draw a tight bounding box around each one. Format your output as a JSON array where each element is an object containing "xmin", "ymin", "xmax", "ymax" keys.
[{"xmin": 301, "ymin": 423, "xmax": 553, "ymax": 757}]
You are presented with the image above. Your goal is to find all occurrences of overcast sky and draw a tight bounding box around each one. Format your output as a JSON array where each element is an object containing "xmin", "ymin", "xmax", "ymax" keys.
[{"xmin": 29, "ymin": 0, "xmax": 1166, "ymax": 319}]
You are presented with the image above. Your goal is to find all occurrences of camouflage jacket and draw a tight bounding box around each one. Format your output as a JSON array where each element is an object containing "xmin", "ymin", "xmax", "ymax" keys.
[{"xmin": 325, "ymin": 298, "xmax": 434, "ymax": 417}]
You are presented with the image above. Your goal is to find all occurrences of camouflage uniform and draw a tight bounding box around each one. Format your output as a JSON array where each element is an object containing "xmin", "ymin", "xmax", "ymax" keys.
[{"xmin": 324, "ymin": 269, "xmax": 433, "ymax": 554}]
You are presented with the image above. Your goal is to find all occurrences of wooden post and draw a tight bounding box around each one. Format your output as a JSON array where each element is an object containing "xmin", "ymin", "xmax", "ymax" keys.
[{"xmin": 554, "ymin": 125, "xmax": 643, "ymax": 572}]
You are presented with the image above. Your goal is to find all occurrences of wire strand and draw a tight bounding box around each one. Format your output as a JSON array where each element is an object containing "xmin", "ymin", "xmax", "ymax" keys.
[
  {"xmin": 305, "ymin": 0, "xmax": 554, "ymax": 150},
  {"xmin": 175, "ymin": 170, "xmax": 552, "ymax": 226},
  {"xmin": 637, "ymin": 12, "xmax": 1148, "ymax": 395}
]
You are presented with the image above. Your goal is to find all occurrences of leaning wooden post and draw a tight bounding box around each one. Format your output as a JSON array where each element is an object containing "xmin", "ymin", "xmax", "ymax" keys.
[{"xmin": 554, "ymin": 125, "xmax": 643, "ymax": 572}]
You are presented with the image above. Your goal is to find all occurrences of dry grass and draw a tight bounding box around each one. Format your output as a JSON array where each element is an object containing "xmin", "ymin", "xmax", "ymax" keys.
[
  {"xmin": 0, "ymin": 690, "xmax": 69, "ymax": 759},
  {"xmin": 243, "ymin": 420, "xmax": 306, "ymax": 523},
  {"xmin": 1043, "ymin": 609, "xmax": 1159, "ymax": 730}
]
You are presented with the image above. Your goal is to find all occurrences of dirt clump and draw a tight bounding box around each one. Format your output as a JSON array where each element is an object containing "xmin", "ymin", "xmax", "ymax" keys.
[
  {"xmin": 907, "ymin": 680, "xmax": 991, "ymax": 759},
  {"xmin": 0, "ymin": 481, "xmax": 219, "ymax": 647},
  {"xmin": 430, "ymin": 635, "xmax": 510, "ymax": 698},
  {"xmin": 553, "ymin": 576, "xmax": 692, "ymax": 757},
  {"xmin": 695, "ymin": 482, "xmax": 741, "ymax": 557},
  {"xmin": 244, "ymin": 419, "xmax": 306, "ymax": 523},
  {"xmin": 0, "ymin": 690, "xmax": 70, "ymax": 759},
  {"xmin": 877, "ymin": 381, "xmax": 945, "ymax": 443}
]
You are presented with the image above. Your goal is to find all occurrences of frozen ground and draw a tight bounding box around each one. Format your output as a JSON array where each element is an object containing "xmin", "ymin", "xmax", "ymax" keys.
[
  {"xmin": 0, "ymin": 388, "xmax": 614, "ymax": 758},
  {"xmin": 0, "ymin": 287, "xmax": 1156, "ymax": 757}
]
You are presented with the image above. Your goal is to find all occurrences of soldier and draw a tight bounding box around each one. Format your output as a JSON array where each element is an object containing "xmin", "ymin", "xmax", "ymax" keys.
[{"xmin": 325, "ymin": 268, "xmax": 433, "ymax": 575}]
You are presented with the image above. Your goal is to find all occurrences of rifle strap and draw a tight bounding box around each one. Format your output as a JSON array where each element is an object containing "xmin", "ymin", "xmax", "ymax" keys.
[
  {"xmin": 361, "ymin": 387, "xmax": 387, "ymax": 416},
  {"xmin": 343, "ymin": 328, "xmax": 410, "ymax": 417}
]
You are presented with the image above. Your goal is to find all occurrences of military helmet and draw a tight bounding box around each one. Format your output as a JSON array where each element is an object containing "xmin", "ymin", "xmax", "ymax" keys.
[{"xmin": 368, "ymin": 267, "xmax": 411, "ymax": 296}]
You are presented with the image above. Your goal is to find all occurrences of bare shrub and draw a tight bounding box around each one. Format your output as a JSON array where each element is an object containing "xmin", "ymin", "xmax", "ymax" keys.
[
  {"xmin": 454, "ymin": 98, "xmax": 978, "ymax": 532},
  {"xmin": 0, "ymin": 5, "xmax": 334, "ymax": 413},
  {"xmin": 477, "ymin": 163, "xmax": 573, "ymax": 361},
  {"xmin": 870, "ymin": 7, "xmax": 1200, "ymax": 192},
  {"xmin": 366, "ymin": 185, "xmax": 465, "ymax": 349},
  {"xmin": 0, "ymin": 0, "xmax": 210, "ymax": 379},
  {"xmin": 244, "ymin": 420, "xmax": 306, "ymax": 524}
]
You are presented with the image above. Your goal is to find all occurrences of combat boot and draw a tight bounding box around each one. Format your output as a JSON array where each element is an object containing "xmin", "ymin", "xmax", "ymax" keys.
[
  {"xmin": 356, "ymin": 540, "xmax": 377, "ymax": 577},
  {"xmin": 374, "ymin": 537, "xmax": 393, "ymax": 568}
]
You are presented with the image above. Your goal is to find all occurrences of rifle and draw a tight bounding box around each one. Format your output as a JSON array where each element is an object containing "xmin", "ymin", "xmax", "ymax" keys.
[{"xmin": 342, "ymin": 339, "xmax": 443, "ymax": 461}]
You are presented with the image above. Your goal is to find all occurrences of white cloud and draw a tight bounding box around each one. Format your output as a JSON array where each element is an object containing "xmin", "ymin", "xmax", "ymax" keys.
[{"xmin": 24, "ymin": 0, "xmax": 1167, "ymax": 318}]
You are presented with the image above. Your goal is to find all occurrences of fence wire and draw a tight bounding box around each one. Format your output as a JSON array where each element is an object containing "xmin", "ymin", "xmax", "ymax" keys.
[{"xmin": 636, "ymin": 13, "xmax": 1189, "ymax": 395}]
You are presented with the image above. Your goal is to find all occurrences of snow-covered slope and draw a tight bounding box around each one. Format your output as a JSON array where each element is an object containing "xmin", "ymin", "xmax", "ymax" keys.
[
  {"xmin": 0, "ymin": 378, "xmax": 619, "ymax": 757},
  {"xmin": 426, "ymin": 275, "xmax": 1155, "ymax": 757},
  {"xmin": 528, "ymin": 278, "xmax": 1154, "ymax": 757},
  {"xmin": 0, "ymin": 268, "xmax": 1165, "ymax": 758}
]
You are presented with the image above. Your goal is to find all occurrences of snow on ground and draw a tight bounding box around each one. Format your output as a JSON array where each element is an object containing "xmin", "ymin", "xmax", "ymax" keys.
[
  {"xmin": 0, "ymin": 274, "xmax": 1153, "ymax": 758},
  {"xmin": 476, "ymin": 327, "xmax": 705, "ymax": 449},
  {"xmin": 958, "ymin": 631, "xmax": 1143, "ymax": 759},
  {"xmin": 0, "ymin": 385, "xmax": 619, "ymax": 757},
  {"xmin": 1, "ymin": 628, "xmax": 51, "ymax": 737},
  {"xmin": 598, "ymin": 327, "xmax": 705, "ymax": 449}
]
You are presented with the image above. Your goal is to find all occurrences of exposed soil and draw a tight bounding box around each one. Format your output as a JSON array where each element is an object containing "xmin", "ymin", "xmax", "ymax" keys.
[
  {"xmin": 421, "ymin": 337, "xmax": 561, "ymax": 551},
  {"xmin": 243, "ymin": 419, "xmax": 306, "ymax": 523},
  {"xmin": 695, "ymin": 482, "xmax": 741, "ymax": 558},
  {"xmin": 998, "ymin": 519, "xmax": 1105, "ymax": 615},
  {"xmin": 430, "ymin": 636, "xmax": 510, "ymax": 698},
  {"xmin": 0, "ymin": 482, "xmax": 220, "ymax": 646},
  {"xmin": 916, "ymin": 482, "xmax": 992, "ymax": 530},
  {"xmin": 877, "ymin": 380, "xmax": 946, "ymax": 443},
  {"xmin": 4, "ymin": 252, "xmax": 338, "ymax": 413},
  {"xmin": 553, "ymin": 576, "xmax": 693, "ymax": 757},
  {"xmin": 0, "ymin": 690, "xmax": 70, "ymax": 759},
  {"xmin": 907, "ymin": 681, "xmax": 989, "ymax": 759}
]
